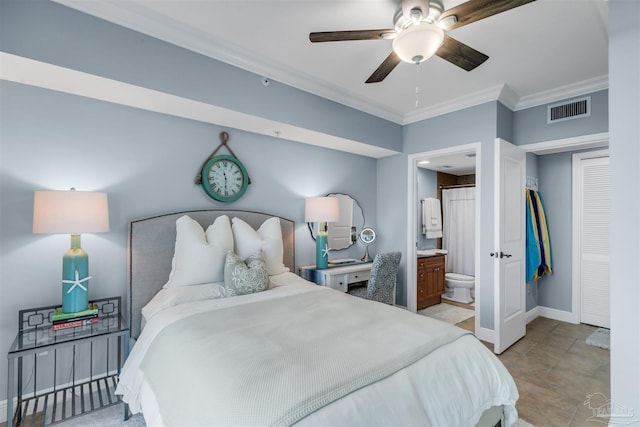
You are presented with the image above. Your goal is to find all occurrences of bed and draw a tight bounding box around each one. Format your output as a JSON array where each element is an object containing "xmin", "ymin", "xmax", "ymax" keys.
[{"xmin": 116, "ymin": 209, "xmax": 519, "ymax": 427}]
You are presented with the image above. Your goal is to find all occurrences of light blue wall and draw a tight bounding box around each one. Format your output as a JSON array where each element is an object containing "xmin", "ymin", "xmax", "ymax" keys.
[
  {"xmin": 609, "ymin": 0, "xmax": 640, "ymax": 414},
  {"xmin": 497, "ymin": 102, "xmax": 514, "ymax": 142},
  {"xmin": 535, "ymin": 152, "xmax": 573, "ymax": 312},
  {"xmin": 376, "ymin": 153, "xmax": 408, "ymax": 304},
  {"xmin": 513, "ymin": 90, "xmax": 608, "ymax": 144},
  {"xmin": 416, "ymin": 168, "xmax": 438, "ymax": 251}
]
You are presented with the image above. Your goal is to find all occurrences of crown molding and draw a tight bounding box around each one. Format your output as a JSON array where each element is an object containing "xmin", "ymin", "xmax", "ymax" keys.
[
  {"xmin": 403, "ymin": 84, "xmax": 506, "ymax": 124},
  {"xmin": 515, "ymin": 75, "xmax": 609, "ymax": 110}
]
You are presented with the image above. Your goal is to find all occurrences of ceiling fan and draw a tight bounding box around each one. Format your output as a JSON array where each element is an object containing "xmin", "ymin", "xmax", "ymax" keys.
[{"xmin": 309, "ymin": 0, "xmax": 536, "ymax": 83}]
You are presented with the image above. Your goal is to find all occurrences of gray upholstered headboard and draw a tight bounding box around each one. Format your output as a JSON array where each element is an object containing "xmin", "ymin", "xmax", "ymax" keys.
[{"xmin": 128, "ymin": 210, "xmax": 295, "ymax": 339}]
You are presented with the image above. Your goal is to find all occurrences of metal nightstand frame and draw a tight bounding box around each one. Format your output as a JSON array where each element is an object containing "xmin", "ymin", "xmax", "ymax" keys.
[{"xmin": 6, "ymin": 297, "xmax": 129, "ymax": 426}]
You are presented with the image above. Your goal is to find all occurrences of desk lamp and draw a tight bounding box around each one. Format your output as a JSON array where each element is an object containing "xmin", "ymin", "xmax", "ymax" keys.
[
  {"xmin": 33, "ymin": 189, "xmax": 110, "ymax": 313},
  {"xmin": 305, "ymin": 196, "xmax": 339, "ymax": 269}
]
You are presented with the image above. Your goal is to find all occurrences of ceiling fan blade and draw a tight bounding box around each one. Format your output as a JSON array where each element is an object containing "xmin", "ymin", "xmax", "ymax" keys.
[
  {"xmin": 309, "ymin": 29, "xmax": 394, "ymax": 43},
  {"xmin": 402, "ymin": 0, "xmax": 431, "ymax": 23},
  {"xmin": 440, "ymin": 0, "xmax": 536, "ymax": 30},
  {"xmin": 436, "ymin": 35, "xmax": 489, "ymax": 71},
  {"xmin": 366, "ymin": 51, "xmax": 402, "ymax": 83}
]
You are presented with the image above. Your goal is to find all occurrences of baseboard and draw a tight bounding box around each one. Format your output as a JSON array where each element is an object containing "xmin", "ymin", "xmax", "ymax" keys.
[
  {"xmin": 526, "ymin": 306, "xmax": 541, "ymax": 324},
  {"xmin": 536, "ymin": 306, "xmax": 578, "ymax": 324}
]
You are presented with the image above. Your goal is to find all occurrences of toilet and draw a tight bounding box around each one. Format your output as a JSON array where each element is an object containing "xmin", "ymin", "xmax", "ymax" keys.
[{"xmin": 442, "ymin": 273, "xmax": 475, "ymax": 304}]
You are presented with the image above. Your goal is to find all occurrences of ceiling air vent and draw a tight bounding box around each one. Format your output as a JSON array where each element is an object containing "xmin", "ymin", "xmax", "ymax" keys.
[{"xmin": 547, "ymin": 96, "xmax": 591, "ymax": 124}]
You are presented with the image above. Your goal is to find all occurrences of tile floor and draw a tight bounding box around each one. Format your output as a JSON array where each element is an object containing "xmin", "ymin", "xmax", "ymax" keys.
[{"xmin": 456, "ymin": 316, "xmax": 610, "ymax": 427}]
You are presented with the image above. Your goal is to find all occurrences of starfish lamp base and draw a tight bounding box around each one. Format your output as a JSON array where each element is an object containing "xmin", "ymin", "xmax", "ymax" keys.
[
  {"xmin": 62, "ymin": 234, "xmax": 90, "ymax": 313},
  {"xmin": 316, "ymin": 230, "xmax": 329, "ymax": 270}
]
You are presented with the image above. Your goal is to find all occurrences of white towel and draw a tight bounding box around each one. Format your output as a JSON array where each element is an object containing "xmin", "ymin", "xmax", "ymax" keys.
[{"xmin": 422, "ymin": 198, "xmax": 442, "ymax": 238}]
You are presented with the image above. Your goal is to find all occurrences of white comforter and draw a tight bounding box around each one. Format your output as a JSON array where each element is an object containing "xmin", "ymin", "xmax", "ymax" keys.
[{"xmin": 117, "ymin": 273, "xmax": 518, "ymax": 426}]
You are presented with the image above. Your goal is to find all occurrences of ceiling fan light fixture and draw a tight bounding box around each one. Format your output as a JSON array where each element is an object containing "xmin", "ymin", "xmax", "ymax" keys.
[
  {"xmin": 392, "ymin": 23, "xmax": 444, "ymax": 64},
  {"xmin": 438, "ymin": 15, "xmax": 458, "ymax": 30}
]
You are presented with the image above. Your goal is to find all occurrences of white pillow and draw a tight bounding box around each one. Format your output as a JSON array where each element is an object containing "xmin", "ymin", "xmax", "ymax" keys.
[
  {"xmin": 164, "ymin": 215, "xmax": 234, "ymax": 288},
  {"xmin": 231, "ymin": 217, "xmax": 289, "ymax": 276}
]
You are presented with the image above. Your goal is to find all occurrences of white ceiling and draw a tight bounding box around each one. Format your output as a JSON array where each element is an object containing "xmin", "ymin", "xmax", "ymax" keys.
[
  {"xmin": 418, "ymin": 150, "xmax": 477, "ymax": 176},
  {"xmin": 55, "ymin": 0, "xmax": 609, "ymax": 126}
]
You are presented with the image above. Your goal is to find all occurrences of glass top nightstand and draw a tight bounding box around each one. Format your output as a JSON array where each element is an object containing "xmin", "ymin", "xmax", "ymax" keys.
[{"xmin": 6, "ymin": 297, "xmax": 129, "ymax": 427}]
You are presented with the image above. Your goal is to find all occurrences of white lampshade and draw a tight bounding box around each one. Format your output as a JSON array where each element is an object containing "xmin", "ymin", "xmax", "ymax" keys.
[
  {"xmin": 393, "ymin": 23, "xmax": 444, "ymax": 64},
  {"xmin": 305, "ymin": 197, "xmax": 340, "ymax": 223},
  {"xmin": 33, "ymin": 190, "xmax": 110, "ymax": 234}
]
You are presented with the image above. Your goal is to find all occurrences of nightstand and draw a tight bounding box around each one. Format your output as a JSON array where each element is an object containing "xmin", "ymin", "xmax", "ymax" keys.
[
  {"xmin": 299, "ymin": 261, "xmax": 373, "ymax": 292},
  {"xmin": 6, "ymin": 297, "xmax": 129, "ymax": 427}
]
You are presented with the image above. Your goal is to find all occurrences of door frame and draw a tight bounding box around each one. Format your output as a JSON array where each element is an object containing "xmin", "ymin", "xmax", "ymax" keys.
[
  {"xmin": 406, "ymin": 142, "xmax": 482, "ymax": 336},
  {"xmin": 519, "ymin": 132, "xmax": 609, "ymax": 323},
  {"xmin": 572, "ymin": 149, "xmax": 610, "ymax": 325}
]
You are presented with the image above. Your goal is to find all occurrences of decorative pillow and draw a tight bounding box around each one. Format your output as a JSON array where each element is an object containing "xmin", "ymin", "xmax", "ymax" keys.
[
  {"xmin": 231, "ymin": 217, "xmax": 289, "ymax": 276},
  {"xmin": 163, "ymin": 215, "xmax": 234, "ymax": 288},
  {"xmin": 224, "ymin": 250, "xmax": 269, "ymax": 297}
]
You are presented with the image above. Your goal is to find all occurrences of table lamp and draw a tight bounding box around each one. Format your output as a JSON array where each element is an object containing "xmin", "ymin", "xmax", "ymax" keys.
[
  {"xmin": 33, "ymin": 189, "xmax": 110, "ymax": 313},
  {"xmin": 305, "ymin": 196, "xmax": 339, "ymax": 269}
]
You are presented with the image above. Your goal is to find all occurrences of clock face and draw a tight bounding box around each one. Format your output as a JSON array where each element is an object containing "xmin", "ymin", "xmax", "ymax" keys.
[{"xmin": 201, "ymin": 155, "xmax": 249, "ymax": 202}]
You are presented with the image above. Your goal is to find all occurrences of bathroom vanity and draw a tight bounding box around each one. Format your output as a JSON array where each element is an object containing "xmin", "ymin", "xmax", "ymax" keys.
[{"xmin": 416, "ymin": 251, "xmax": 446, "ymax": 310}]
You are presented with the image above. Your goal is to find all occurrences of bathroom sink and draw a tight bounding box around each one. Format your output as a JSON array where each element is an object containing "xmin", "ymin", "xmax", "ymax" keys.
[{"xmin": 417, "ymin": 249, "xmax": 448, "ymax": 257}]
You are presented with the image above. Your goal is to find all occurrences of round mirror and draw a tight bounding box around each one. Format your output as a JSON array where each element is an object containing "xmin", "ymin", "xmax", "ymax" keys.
[
  {"xmin": 308, "ymin": 193, "xmax": 364, "ymax": 250},
  {"xmin": 360, "ymin": 227, "xmax": 376, "ymax": 244}
]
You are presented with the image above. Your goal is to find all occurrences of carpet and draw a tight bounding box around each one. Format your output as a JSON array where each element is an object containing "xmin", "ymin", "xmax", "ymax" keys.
[
  {"xmin": 586, "ymin": 327, "xmax": 610, "ymax": 350},
  {"xmin": 418, "ymin": 303, "xmax": 474, "ymax": 325},
  {"xmin": 55, "ymin": 404, "xmax": 145, "ymax": 427}
]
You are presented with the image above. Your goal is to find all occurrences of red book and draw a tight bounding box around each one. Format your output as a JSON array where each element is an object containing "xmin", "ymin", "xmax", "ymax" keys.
[{"xmin": 52, "ymin": 317, "xmax": 99, "ymax": 331}]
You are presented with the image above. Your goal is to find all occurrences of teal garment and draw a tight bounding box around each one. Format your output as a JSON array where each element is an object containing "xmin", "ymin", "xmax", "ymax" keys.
[{"xmin": 525, "ymin": 198, "xmax": 541, "ymax": 283}]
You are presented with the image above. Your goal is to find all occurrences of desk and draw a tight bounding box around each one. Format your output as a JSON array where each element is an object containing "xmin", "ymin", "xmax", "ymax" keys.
[
  {"xmin": 6, "ymin": 297, "xmax": 129, "ymax": 427},
  {"xmin": 299, "ymin": 261, "xmax": 373, "ymax": 292}
]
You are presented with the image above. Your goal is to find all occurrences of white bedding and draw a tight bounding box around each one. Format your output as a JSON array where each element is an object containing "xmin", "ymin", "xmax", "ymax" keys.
[{"xmin": 117, "ymin": 273, "xmax": 518, "ymax": 427}]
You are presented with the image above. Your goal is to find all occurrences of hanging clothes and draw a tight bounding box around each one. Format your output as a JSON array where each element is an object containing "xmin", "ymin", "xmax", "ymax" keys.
[{"xmin": 525, "ymin": 189, "xmax": 552, "ymax": 282}]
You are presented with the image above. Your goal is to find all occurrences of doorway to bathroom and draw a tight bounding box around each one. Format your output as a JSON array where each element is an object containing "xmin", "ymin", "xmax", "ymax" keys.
[{"xmin": 407, "ymin": 143, "xmax": 481, "ymax": 336}]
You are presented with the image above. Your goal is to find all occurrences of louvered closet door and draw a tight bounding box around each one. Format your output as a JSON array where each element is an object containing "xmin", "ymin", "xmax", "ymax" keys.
[{"xmin": 579, "ymin": 156, "xmax": 610, "ymax": 328}]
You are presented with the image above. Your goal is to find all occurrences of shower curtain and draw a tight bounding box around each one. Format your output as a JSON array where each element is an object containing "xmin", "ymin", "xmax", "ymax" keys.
[{"xmin": 442, "ymin": 187, "xmax": 475, "ymax": 275}]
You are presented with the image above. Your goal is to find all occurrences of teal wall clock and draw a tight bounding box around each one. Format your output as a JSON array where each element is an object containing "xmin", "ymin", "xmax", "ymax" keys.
[
  {"xmin": 196, "ymin": 131, "xmax": 251, "ymax": 202},
  {"xmin": 201, "ymin": 154, "xmax": 249, "ymax": 202}
]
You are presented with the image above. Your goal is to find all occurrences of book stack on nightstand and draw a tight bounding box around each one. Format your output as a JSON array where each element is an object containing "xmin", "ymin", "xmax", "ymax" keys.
[{"xmin": 51, "ymin": 303, "xmax": 99, "ymax": 330}]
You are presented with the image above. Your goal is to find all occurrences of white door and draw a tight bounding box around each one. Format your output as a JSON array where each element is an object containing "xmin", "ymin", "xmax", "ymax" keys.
[
  {"xmin": 577, "ymin": 155, "xmax": 610, "ymax": 328},
  {"xmin": 494, "ymin": 139, "xmax": 526, "ymax": 354}
]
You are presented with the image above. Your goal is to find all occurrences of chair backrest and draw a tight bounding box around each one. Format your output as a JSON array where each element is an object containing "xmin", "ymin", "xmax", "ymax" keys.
[{"xmin": 367, "ymin": 252, "xmax": 402, "ymax": 304}]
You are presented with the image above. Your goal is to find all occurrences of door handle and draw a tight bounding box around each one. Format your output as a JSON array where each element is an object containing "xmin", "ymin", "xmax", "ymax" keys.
[{"xmin": 490, "ymin": 252, "xmax": 512, "ymax": 258}]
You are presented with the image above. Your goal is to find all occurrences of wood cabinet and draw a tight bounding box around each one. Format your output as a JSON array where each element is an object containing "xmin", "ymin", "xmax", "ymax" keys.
[{"xmin": 417, "ymin": 255, "xmax": 446, "ymax": 310}]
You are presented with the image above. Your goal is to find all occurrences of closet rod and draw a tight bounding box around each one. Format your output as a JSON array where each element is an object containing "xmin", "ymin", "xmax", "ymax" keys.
[{"xmin": 439, "ymin": 184, "xmax": 476, "ymax": 189}]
